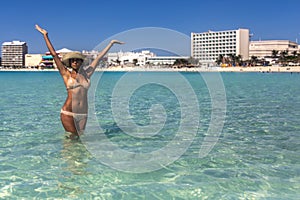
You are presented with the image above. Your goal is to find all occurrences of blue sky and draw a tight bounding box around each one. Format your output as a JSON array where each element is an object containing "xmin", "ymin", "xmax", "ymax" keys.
[{"xmin": 1, "ymin": 0, "xmax": 300, "ymax": 55}]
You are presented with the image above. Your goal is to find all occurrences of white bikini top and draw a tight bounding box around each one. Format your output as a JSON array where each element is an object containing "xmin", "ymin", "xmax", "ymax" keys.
[{"xmin": 66, "ymin": 76, "xmax": 90, "ymax": 90}]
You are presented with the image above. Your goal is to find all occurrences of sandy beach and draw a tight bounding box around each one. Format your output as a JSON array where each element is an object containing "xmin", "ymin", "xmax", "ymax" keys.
[
  {"xmin": 1, "ymin": 66, "xmax": 300, "ymax": 73},
  {"xmin": 95, "ymin": 65, "xmax": 300, "ymax": 73}
]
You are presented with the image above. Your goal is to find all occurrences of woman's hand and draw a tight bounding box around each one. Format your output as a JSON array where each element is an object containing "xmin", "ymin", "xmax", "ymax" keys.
[
  {"xmin": 111, "ymin": 40, "xmax": 125, "ymax": 45},
  {"xmin": 35, "ymin": 24, "xmax": 48, "ymax": 35}
]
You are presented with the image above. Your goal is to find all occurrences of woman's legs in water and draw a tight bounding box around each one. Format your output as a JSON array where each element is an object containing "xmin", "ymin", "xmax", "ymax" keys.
[{"xmin": 60, "ymin": 112, "xmax": 87, "ymax": 140}]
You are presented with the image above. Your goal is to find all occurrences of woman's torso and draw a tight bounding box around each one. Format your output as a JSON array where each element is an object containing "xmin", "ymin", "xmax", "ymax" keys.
[{"xmin": 62, "ymin": 72, "xmax": 90, "ymax": 113}]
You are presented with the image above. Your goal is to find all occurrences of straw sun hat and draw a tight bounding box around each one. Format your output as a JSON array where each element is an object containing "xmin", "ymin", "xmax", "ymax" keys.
[{"xmin": 62, "ymin": 52, "xmax": 86, "ymax": 67}]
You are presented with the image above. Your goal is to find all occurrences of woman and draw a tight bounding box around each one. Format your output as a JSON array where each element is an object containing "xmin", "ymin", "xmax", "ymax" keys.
[{"xmin": 35, "ymin": 24, "xmax": 124, "ymax": 139}]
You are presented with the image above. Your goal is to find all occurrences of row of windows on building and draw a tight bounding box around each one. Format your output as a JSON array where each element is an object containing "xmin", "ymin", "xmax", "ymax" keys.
[
  {"xmin": 193, "ymin": 45, "xmax": 237, "ymax": 48},
  {"xmin": 195, "ymin": 51, "xmax": 235, "ymax": 58},
  {"xmin": 194, "ymin": 40, "xmax": 237, "ymax": 44},
  {"xmin": 192, "ymin": 31, "xmax": 237, "ymax": 36},
  {"xmin": 193, "ymin": 36, "xmax": 237, "ymax": 41}
]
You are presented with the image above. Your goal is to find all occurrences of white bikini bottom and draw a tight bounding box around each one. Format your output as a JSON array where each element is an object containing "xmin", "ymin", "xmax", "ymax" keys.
[{"xmin": 60, "ymin": 109, "xmax": 87, "ymax": 121}]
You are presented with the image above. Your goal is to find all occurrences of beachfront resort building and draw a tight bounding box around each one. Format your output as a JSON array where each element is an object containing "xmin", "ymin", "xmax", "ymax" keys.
[
  {"xmin": 107, "ymin": 50, "xmax": 156, "ymax": 66},
  {"xmin": 1, "ymin": 41, "xmax": 28, "ymax": 67},
  {"xmin": 25, "ymin": 54, "xmax": 43, "ymax": 68},
  {"xmin": 107, "ymin": 50, "xmax": 190, "ymax": 67},
  {"xmin": 249, "ymin": 40, "xmax": 299, "ymax": 58},
  {"xmin": 147, "ymin": 56, "xmax": 190, "ymax": 65},
  {"xmin": 24, "ymin": 48, "xmax": 74, "ymax": 68},
  {"xmin": 191, "ymin": 29, "xmax": 250, "ymax": 67}
]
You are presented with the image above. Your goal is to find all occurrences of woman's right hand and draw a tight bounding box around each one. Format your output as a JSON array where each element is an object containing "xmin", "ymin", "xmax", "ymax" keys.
[{"xmin": 35, "ymin": 24, "xmax": 48, "ymax": 35}]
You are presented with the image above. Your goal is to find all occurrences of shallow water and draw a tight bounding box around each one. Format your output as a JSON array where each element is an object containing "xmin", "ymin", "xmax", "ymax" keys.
[{"xmin": 0, "ymin": 71, "xmax": 299, "ymax": 199}]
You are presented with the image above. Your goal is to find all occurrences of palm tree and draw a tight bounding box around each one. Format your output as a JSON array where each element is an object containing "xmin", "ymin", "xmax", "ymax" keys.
[
  {"xmin": 187, "ymin": 57, "xmax": 199, "ymax": 65},
  {"xmin": 235, "ymin": 54, "xmax": 243, "ymax": 66},
  {"xmin": 279, "ymin": 50, "xmax": 288, "ymax": 66},
  {"xmin": 133, "ymin": 59, "xmax": 138, "ymax": 66},
  {"xmin": 271, "ymin": 50, "xmax": 279, "ymax": 58},
  {"xmin": 250, "ymin": 56, "xmax": 258, "ymax": 66},
  {"xmin": 229, "ymin": 54, "xmax": 235, "ymax": 66},
  {"xmin": 174, "ymin": 59, "xmax": 188, "ymax": 66},
  {"xmin": 216, "ymin": 55, "xmax": 224, "ymax": 65}
]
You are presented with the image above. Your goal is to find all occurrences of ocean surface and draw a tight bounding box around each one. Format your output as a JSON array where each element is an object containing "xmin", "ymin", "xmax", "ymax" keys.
[{"xmin": 0, "ymin": 71, "xmax": 299, "ymax": 199}]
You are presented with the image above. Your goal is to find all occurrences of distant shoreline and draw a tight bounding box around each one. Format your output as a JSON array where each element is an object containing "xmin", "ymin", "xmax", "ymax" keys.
[
  {"xmin": 96, "ymin": 66, "xmax": 300, "ymax": 73},
  {"xmin": 1, "ymin": 66, "xmax": 300, "ymax": 73}
]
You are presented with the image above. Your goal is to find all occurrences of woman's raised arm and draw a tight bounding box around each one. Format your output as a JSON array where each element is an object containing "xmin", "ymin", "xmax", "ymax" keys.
[
  {"xmin": 35, "ymin": 24, "xmax": 68, "ymax": 76},
  {"xmin": 86, "ymin": 40, "xmax": 124, "ymax": 78}
]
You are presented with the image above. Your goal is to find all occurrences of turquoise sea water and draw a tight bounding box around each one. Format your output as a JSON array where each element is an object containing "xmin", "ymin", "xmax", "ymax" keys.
[{"xmin": 0, "ymin": 71, "xmax": 299, "ymax": 199}]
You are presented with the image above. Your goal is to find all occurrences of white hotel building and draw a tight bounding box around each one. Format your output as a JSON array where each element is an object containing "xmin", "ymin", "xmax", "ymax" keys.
[
  {"xmin": 107, "ymin": 50, "xmax": 156, "ymax": 66},
  {"xmin": 249, "ymin": 40, "xmax": 299, "ymax": 58},
  {"xmin": 191, "ymin": 29, "xmax": 250, "ymax": 66},
  {"xmin": 1, "ymin": 40, "xmax": 28, "ymax": 67},
  {"xmin": 107, "ymin": 51, "xmax": 188, "ymax": 66}
]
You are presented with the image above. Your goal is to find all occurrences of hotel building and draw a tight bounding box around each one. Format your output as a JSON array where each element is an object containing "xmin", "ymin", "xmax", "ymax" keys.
[
  {"xmin": 107, "ymin": 50, "xmax": 156, "ymax": 66},
  {"xmin": 191, "ymin": 29, "xmax": 250, "ymax": 66},
  {"xmin": 1, "ymin": 41, "xmax": 28, "ymax": 67},
  {"xmin": 249, "ymin": 40, "xmax": 298, "ymax": 58},
  {"xmin": 25, "ymin": 54, "xmax": 43, "ymax": 68},
  {"xmin": 24, "ymin": 48, "xmax": 73, "ymax": 68},
  {"xmin": 147, "ymin": 56, "xmax": 189, "ymax": 65}
]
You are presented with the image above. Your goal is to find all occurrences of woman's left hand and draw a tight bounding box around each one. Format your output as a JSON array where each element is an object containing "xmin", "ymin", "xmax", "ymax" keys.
[
  {"xmin": 111, "ymin": 40, "xmax": 125, "ymax": 45},
  {"xmin": 35, "ymin": 24, "xmax": 48, "ymax": 35}
]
